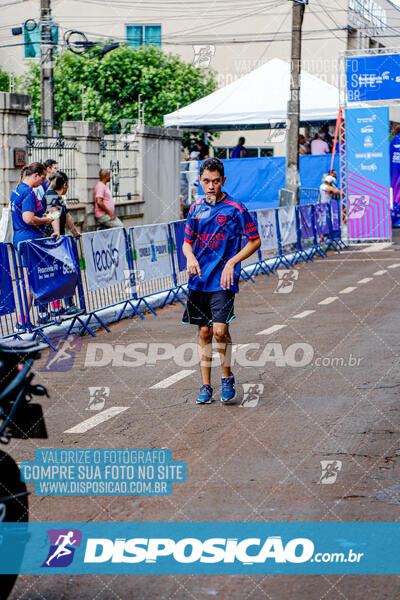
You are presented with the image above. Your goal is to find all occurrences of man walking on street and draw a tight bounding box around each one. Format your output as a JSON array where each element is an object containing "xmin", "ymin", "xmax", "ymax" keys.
[
  {"xmin": 94, "ymin": 169, "xmax": 123, "ymax": 229},
  {"xmin": 182, "ymin": 157, "xmax": 261, "ymax": 405}
]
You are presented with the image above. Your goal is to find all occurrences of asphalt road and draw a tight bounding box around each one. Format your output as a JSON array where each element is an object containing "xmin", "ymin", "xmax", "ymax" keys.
[{"xmin": 9, "ymin": 234, "xmax": 400, "ymax": 599}]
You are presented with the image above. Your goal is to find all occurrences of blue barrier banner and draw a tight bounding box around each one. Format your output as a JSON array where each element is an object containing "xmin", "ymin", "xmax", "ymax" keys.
[
  {"xmin": 299, "ymin": 205, "xmax": 313, "ymax": 240},
  {"xmin": 173, "ymin": 221, "xmax": 186, "ymax": 271},
  {"xmin": 1, "ymin": 522, "xmax": 400, "ymax": 574},
  {"xmin": 391, "ymin": 132, "xmax": 400, "ymax": 227},
  {"xmin": 331, "ymin": 199, "xmax": 340, "ymax": 232},
  {"xmin": 347, "ymin": 54, "xmax": 400, "ymax": 102},
  {"xmin": 314, "ymin": 204, "xmax": 330, "ymax": 236},
  {"xmin": 24, "ymin": 237, "xmax": 78, "ymax": 304},
  {"xmin": 0, "ymin": 243, "xmax": 15, "ymax": 315},
  {"xmin": 199, "ymin": 155, "xmax": 340, "ymax": 211}
]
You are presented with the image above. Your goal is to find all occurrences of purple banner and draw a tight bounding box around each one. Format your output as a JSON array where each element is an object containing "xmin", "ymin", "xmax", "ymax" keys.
[
  {"xmin": 315, "ymin": 204, "xmax": 330, "ymax": 236},
  {"xmin": 299, "ymin": 205, "xmax": 313, "ymax": 240},
  {"xmin": 173, "ymin": 221, "xmax": 186, "ymax": 272},
  {"xmin": 331, "ymin": 199, "xmax": 340, "ymax": 232}
]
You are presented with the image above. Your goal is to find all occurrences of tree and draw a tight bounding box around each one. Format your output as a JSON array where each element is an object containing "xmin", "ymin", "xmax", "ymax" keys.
[
  {"xmin": 0, "ymin": 66, "xmax": 11, "ymax": 92},
  {"xmin": 20, "ymin": 45, "xmax": 217, "ymax": 134}
]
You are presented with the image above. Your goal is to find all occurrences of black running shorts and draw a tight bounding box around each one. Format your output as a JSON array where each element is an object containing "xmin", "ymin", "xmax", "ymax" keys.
[{"xmin": 182, "ymin": 289, "xmax": 235, "ymax": 327}]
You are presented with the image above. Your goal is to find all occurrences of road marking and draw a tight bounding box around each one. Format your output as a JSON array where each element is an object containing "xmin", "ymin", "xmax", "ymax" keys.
[
  {"xmin": 292, "ymin": 310, "xmax": 315, "ymax": 319},
  {"xmin": 318, "ymin": 296, "xmax": 338, "ymax": 305},
  {"xmin": 339, "ymin": 286, "xmax": 357, "ymax": 294},
  {"xmin": 360, "ymin": 242, "xmax": 392, "ymax": 252},
  {"xmin": 150, "ymin": 370, "xmax": 196, "ymax": 389},
  {"xmin": 388, "ymin": 263, "xmax": 400, "ymax": 269},
  {"xmin": 373, "ymin": 270, "xmax": 387, "ymax": 276},
  {"xmin": 64, "ymin": 407, "xmax": 129, "ymax": 434},
  {"xmin": 257, "ymin": 324, "xmax": 286, "ymax": 336},
  {"xmin": 357, "ymin": 277, "xmax": 373, "ymax": 284}
]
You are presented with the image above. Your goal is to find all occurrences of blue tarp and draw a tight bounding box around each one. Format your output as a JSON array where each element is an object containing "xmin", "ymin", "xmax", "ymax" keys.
[{"xmin": 198, "ymin": 154, "xmax": 340, "ymax": 211}]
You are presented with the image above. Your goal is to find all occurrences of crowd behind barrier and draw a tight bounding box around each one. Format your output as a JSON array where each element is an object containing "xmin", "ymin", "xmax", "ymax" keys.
[{"xmin": 0, "ymin": 199, "xmax": 345, "ymax": 349}]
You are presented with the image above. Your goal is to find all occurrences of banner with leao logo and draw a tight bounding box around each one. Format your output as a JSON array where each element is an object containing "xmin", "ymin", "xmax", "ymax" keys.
[{"xmin": 24, "ymin": 236, "xmax": 78, "ymax": 304}]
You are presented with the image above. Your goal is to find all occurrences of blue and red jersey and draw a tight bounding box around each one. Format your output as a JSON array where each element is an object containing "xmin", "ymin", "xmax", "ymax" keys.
[{"xmin": 184, "ymin": 193, "xmax": 259, "ymax": 292}]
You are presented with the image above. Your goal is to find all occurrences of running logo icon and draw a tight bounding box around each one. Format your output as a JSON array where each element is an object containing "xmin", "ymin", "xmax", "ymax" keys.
[
  {"xmin": 42, "ymin": 529, "xmax": 82, "ymax": 567},
  {"xmin": 318, "ymin": 460, "xmax": 342, "ymax": 484},
  {"xmin": 274, "ymin": 269, "xmax": 298, "ymax": 294}
]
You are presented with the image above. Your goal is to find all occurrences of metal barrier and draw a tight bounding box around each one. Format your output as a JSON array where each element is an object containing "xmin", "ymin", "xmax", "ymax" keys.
[{"xmin": 1, "ymin": 201, "xmax": 341, "ymax": 346}]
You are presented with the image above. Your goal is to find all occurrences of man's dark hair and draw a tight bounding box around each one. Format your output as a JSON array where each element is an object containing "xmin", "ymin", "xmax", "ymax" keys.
[
  {"xmin": 238, "ymin": 136, "xmax": 245, "ymax": 145},
  {"xmin": 200, "ymin": 157, "xmax": 224, "ymax": 178},
  {"xmin": 44, "ymin": 159, "xmax": 57, "ymax": 169}
]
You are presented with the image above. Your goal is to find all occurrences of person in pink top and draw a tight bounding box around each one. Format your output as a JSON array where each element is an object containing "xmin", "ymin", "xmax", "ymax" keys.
[
  {"xmin": 311, "ymin": 131, "xmax": 330, "ymax": 156},
  {"xmin": 94, "ymin": 169, "xmax": 123, "ymax": 229}
]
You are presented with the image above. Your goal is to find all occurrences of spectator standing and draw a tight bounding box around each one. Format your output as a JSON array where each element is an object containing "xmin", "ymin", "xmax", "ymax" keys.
[
  {"xmin": 10, "ymin": 163, "xmax": 53, "ymax": 328},
  {"xmin": 319, "ymin": 175, "xmax": 339, "ymax": 203},
  {"xmin": 43, "ymin": 171, "xmax": 82, "ymax": 316},
  {"xmin": 299, "ymin": 135, "xmax": 309, "ymax": 155},
  {"xmin": 34, "ymin": 159, "xmax": 58, "ymax": 203},
  {"xmin": 311, "ymin": 131, "xmax": 330, "ymax": 156},
  {"xmin": 230, "ymin": 137, "xmax": 248, "ymax": 158},
  {"xmin": 94, "ymin": 169, "xmax": 123, "ymax": 229}
]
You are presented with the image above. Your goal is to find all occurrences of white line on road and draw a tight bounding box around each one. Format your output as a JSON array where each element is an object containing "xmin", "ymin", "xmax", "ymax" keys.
[
  {"xmin": 318, "ymin": 296, "xmax": 338, "ymax": 305},
  {"xmin": 257, "ymin": 324, "xmax": 287, "ymax": 336},
  {"xmin": 388, "ymin": 264, "xmax": 400, "ymax": 269},
  {"xmin": 292, "ymin": 310, "xmax": 316, "ymax": 319},
  {"xmin": 373, "ymin": 270, "xmax": 388, "ymax": 276},
  {"xmin": 150, "ymin": 370, "xmax": 196, "ymax": 389},
  {"xmin": 360, "ymin": 242, "xmax": 392, "ymax": 252},
  {"xmin": 357, "ymin": 277, "xmax": 373, "ymax": 284},
  {"xmin": 64, "ymin": 407, "xmax": 129, "ymax": 434},
  {"xmin": 339, "ymin": 287, "xmax": 357, "ymax": 294}
]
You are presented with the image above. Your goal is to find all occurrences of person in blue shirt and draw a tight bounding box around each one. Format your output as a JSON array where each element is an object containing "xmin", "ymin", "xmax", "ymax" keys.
[
  {"xmin": 182, "ymin": 157, "xmax": 261, "ymax": 405},
  {"xmin": 34, "ymin": 158, "xmax": 58, "ymax": 203},
  {"xmin": 10, "ymin": 162, "xmax": 54, "ymax": 327},
  {"xmin": 230, "ymin": 137, "xmax": 248, "ymax": 159}
]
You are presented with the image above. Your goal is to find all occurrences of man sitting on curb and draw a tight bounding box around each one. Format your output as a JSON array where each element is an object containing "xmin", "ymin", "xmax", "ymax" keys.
[{"xmin": 94, "ymin": 169, "xmax": 123, "ymax": 229}]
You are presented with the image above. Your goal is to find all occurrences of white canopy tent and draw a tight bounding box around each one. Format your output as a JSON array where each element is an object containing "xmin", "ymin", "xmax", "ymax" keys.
[{"xmin": 164, "ymin": 58, "xmax": 340, "ymax": 130}]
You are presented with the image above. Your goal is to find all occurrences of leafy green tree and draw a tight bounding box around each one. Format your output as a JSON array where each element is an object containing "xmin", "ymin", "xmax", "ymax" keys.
[
  {"xmin": 20, "ymin": 45, "xmax": 217, "ymax": 134},
  {"xmin": 0, "ymin": 66, "xmax": 11, "ymax": 92}
]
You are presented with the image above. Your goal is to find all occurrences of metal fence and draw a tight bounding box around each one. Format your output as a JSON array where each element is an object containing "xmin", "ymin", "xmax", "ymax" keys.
[
  {"xmin": 26, "ymin": 136, "xmax": 78, "ymax": 204},
  {"xmin": 100, "ymin": 137, "xmax": 139, "ymax": 203}
]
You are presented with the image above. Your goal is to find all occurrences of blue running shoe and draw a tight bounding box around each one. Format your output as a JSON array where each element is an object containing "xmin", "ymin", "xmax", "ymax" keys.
[
  {"xmin": 221, "ymin": 375, "xmax": 236, "ymax": 404},
  {"xmin": 196, "ymin": 384, "xmax": 214, "ymax": 404}
]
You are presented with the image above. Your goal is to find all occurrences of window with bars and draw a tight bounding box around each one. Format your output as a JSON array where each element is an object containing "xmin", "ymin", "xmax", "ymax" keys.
[{"xmin": 126, "ymin": 25, "xmax": 161, "ymax": 48}]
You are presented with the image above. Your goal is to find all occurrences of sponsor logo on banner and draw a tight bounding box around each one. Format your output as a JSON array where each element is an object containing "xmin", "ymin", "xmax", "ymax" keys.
[
  {"xmin": 42, "ymin": 529, "xmax": 82, "ymax": 567},
  {"xmin": 256, "ymin": 209, "xmax": 278, "ymax": 251},
  {"xmin": 134, "ymin": 224, "xmax": 172, "ymax": 282},
  {"xmin": 82, "ymin": 228, "xmax": 128, "ymax": 292}
]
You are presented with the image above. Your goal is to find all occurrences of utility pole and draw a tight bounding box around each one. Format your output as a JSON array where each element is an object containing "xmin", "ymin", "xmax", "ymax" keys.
[
  {"xmin": 40, "ymin": 0, "xmax": 54, "ymax": 136},
  {"xmin": 286, "ymin": 0, "xmax": 306, "ymax": 205}
]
